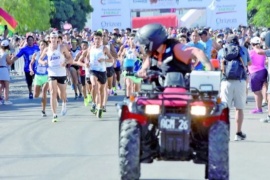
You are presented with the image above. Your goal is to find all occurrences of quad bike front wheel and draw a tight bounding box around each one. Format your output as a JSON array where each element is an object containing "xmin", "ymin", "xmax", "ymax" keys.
[
  {"xmin": 119, "ymin": 119, "xmax": 141, "ymax": 180},
  {"xmin": 208, "ymin": 121, "xmax": 229, "ymax": 180}
]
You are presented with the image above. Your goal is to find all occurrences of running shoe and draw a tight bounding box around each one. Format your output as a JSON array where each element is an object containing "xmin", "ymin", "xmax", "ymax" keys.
[
  {"xmin": 102, "ymin": 106, "xmax": 106, "ymax": 112},
  {"xmin": 52, "ymin": 115, "xmax": 58, "ymax": 123},
  {"xmin": 110, "ymin": 89, "xmax": 115, "ymax": 96},
  {"xmin": 96, "ymin": 109, "xmax": 103, "ymax": 118},
  {"xmin": 74, "ymin": 93, "xmax": 78, "ymax": 100},
  {"xmin": 90, "ymin": 103, "xmax": 96, "ymax": 114},
  {"xmin": 117, "ymin": 83, "xmax": 122, "ymax": 90},
  {"xmin": 87, "ymin": 94, "xmax": 92, "ymax": 103},
  {"xmin": 262, "ymin": 102, "xmax": 268, "ymax": 107},
  {"xmin": 3, "ymin": 100, "xmax": 13, "ymax": 105},
  {"xmin": 234, "ymin": 132, "xmax": 246, "ymax": 141},
  {"xmin": 78, "ymin": 93, "xmax": 83, "ymax": 98},
  {"xmin": 41, "ymin": 111, "xmax": 47, "ymax": 117},
  {"xmin": 250, "ymin": 108, "xmax": 263, "ymax": 114},
  {"xmin": 61, "ymin": 105, "xmax": 67, "ymax": 116},
  {"xmin": 112, "ymin": 87, "xmax": 117, "ymax": 96},
  {"xmin": 84, "ymin": 98, "xmax": 89, "ymax": 107},
  {"xmin": 260, "ymin": 115, "xmax": 270, "ymax": 123},
  {"xmin": 29, "ymin": 93, "xmax": 33, "ymax": 99}
]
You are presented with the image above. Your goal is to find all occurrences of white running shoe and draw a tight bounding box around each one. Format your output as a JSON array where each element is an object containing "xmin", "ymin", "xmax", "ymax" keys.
[
  {"xmin": 4, "ymin": 100, "xmax": 13, "ymax": 105},
  {"xmin": 61, "ymin": 105, "xmax": 67, "ymax": 116}
]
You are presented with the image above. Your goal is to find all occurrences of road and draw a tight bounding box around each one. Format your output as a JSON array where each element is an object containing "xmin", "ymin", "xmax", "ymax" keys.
[{"xmin": 0, "ymin": 75, "xmax": 270, "ymax": 180}]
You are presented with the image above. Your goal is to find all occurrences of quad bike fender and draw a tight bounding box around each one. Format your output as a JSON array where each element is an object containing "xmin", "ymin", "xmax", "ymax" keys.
[
  {"xmin": 202, "ymin": 102, "xmax": 230, "ymax": 127},
  {"xmin": 116, "ymin": 102, "xmax": 147, "ymax": 125}
]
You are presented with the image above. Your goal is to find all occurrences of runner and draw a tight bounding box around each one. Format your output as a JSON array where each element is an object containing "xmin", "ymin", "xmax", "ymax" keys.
[
  {"xmin": 78, "ymin": 31, "xmax": 113, "ymax": 118},
  {"xmin": 29, "ymin": 40, "xmax": 49, "ymax": 116},
  {"xmin": 120, "ymin": 33, "xmax": 144, "ymax": 100},
  {"xmin": 39, "ymin": 32, "xmax": 73, "ymax": 122},
  {"xmin": 11, "ymin": 35, "xmax": 39, "ymax": 99},
  {"xmin": 102, "ymin": 31, "xmax": 118, "ymax": 112},
  {"xmin": 73, "ymin": 40, "xmax": 92, "ymax": 106},
  {"xmin": 70, "ymin": 38, "xmax": 82, "ymax": 99}
]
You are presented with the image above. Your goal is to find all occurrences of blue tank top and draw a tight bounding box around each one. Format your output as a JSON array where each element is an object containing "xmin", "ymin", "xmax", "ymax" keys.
[{"xmin": 34, "ymin": 51, "xmax": 48, "ymax": 75}]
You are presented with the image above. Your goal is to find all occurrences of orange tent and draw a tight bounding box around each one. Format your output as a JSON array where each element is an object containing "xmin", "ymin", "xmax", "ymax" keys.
[{"xmin": 132, "ymin": 14, "xmax": 178, "ymax": 28}]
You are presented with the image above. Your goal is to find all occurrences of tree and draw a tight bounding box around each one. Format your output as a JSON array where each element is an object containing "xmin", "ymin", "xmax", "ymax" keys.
[
  {"xmin": 50, "ymin": 0, "xmax": 93, "ymax": 31},
  {"xmin": 248, "ymin": 0, "xmax": 270, "ymax": 27},
  {"xmin": 0, "ymin": 0, "xmax": 51, "ymax": 34}
]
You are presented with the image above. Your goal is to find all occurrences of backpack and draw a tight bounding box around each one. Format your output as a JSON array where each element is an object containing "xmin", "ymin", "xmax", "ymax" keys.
[{"xmin": 223, "ymin": 44, "xmax": 246, "ymax": 80}]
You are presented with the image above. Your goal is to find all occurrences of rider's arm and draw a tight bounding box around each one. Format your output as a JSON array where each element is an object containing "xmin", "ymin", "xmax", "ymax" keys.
[{"xmin": 173, "ymin": 43, "xmax": 213, "ymax": 71}]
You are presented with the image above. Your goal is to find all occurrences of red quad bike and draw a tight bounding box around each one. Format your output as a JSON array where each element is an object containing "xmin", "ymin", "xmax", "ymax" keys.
[{"xmin": 116, "ymin": 69, "xmax": 230, "ymax": 180}]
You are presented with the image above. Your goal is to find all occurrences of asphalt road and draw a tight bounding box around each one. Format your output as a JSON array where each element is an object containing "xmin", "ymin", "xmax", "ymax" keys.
[{"xmin": 0, "ymin": 75, "xmax": 270, "ymax": 180}]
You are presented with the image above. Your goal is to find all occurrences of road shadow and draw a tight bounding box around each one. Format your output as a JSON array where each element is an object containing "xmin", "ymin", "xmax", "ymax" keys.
[
  {"xmin": 231, "ymin": 140, "xmax": 270, "ymax": 144},
  {"xmin": 140, "ymin": 179, "xmax": 203, "ymax": 180}
]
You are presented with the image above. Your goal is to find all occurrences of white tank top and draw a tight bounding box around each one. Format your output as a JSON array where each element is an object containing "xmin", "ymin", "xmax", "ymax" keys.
[
  {"xmin": 105, "ymin": 44, "xmax": 113, "ymax": 67},
  {"xmin": 46, "ymin": 45, "xmax": 66, "ymax": 76},
  {"xmin": 89, "ymin": 45, "xmax": 106, "ymax": 72},
  {"xmin": 71, "ymin": 48, "xmax": 80, "ymax": 59},
  {"xmin": 0, "ymin": 51, "xmax": 8, "ymax": 67}
]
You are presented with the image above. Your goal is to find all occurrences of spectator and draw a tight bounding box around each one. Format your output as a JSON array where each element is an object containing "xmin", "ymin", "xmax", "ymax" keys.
[
  {"xmin": 0, "ymin": 40, "xmax": 13, "ymax": 104},
  {"xmin": 248, "ymin": 37, "xmax": 268, "ymax": 113},
  {"xmin": 219, "ymin": 35, "xmax": 250, "ymax": 141}
]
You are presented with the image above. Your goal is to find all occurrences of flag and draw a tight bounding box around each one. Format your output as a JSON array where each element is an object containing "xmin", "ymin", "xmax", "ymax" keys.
[{"xmin": 0, "ymin": 8, "xmax": 18, "ymax": 33}]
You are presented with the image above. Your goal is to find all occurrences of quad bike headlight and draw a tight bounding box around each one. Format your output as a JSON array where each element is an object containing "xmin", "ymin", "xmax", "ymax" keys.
[
  {"xmin": 145, "ymin": 105, "xmax": 160, "ymax": 115},
  {"xmin": 190, "ymin": 106, "xmax": 207, "ymax": 116}
]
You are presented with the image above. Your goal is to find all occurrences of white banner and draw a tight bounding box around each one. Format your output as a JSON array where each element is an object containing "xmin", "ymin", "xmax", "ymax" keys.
[
  {"xmin": 89, "ymin": 0, "xmax": 247, "ymax": 30},
  {"xmin": 130, "ymin": 0, "xmax": 213, "ymax": 9},
  {"xmin": 207, "ymin": 0, "xmax": 247, "ymax": 29},
  {"xmin": 90, "ymin": 0, "xmax": 131, "ymax": 31}
]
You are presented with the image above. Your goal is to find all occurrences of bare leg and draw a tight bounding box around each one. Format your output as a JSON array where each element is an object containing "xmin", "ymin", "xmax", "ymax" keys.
[{"xmin": 235, "ymin": 109, "xmax": 244, "ymax": 133}]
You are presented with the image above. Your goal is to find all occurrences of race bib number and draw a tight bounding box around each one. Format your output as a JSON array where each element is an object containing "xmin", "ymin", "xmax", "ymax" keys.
[{"xmin": 36, "ymin": 65, "xmax": 47, "ymax": 74}]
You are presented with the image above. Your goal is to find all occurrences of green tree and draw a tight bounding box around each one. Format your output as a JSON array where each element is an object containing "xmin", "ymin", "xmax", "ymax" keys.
[
  {"xmin": 0, "ymin": 0, "xmax": 51, "ymax": 34},
  {"xmin": 248, "ymin": 0, "xmax": 270, "ymax": 27},
  {"xmin": 50, "ymin": 0, "xmax": 93, "ymax": 31}
]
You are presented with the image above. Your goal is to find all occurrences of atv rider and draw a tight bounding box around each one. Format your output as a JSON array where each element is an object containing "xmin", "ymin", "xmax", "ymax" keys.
[{"xmin": 136, "ymin": 23, "xmax": 213, "ymax": 79}]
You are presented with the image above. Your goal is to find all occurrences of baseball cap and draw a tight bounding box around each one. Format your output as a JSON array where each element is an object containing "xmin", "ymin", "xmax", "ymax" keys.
[
  {"xmin": 50, "ymin": 32, "xmax": 58, "ymax": 38},
  {"xmin": 251, "ymin": 36, "xmax": 261, "ymax": 44},
  {"xmin": 1, "ymin": 39, "xmax": 9, "ymax": 47}
]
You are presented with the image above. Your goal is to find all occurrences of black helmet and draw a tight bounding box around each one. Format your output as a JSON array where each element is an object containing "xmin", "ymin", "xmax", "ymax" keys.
[{"xmin": 135, "ymin": 23, "xmax": 168, "ymax": 53}]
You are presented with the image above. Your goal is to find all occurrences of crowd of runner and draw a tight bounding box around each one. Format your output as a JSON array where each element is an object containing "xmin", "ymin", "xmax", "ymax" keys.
[{"xmin": 1, "ymin": 25, "xmax": 270, "ymax": 139}]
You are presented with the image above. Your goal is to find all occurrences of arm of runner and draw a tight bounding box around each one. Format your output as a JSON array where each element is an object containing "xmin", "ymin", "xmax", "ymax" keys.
[
  {"xmin": 74, "ymin": 51, "xmax": 87, "ymax": 67},
  {"xmin": 117, "ymin": 44, "xmax": 125, "ymax": 57},
  {"xmin": 38, "ymin": 48, "xmax": 48, "ymax": 66},
  {"xmin": 119, "ymin": 48, "xmax": 126, "ymax": 65},
  {"xmin": 62, "ymin": 44, "xmax": 73, "ymax": 66},
  {"xmin": 29, "ymin": 52, "xmax": 37, "ymax": 75},
  {"xmin": 173, "ymin": 43, "xmax": 213, "ymax": 71},
  {"xmin": 99, "ymin": 46, "xmax": 113, "ymax": 63}
]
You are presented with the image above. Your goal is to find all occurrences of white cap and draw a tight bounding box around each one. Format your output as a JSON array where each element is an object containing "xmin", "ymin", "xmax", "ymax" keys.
[
  {"xmin": 251, "ymin": 37, "xmax": 261, "ymax": 44},
  {"xmin": 50, "ymin": 31, "xmax": 58, "ymax": 38},
  {"xmin": 260, "ymin": 32, "xmax": 267, "ymax": 39},
  {"xmin": 0, "ymin": 39, "xmax": 9, "ymax": 47}
]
